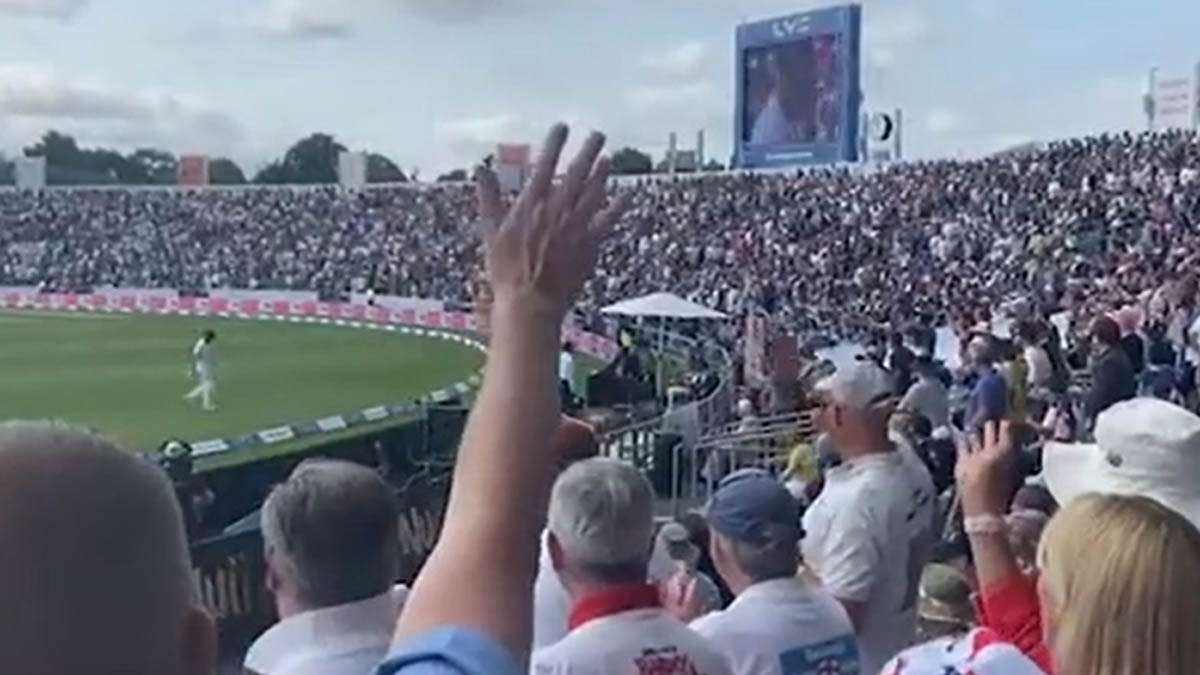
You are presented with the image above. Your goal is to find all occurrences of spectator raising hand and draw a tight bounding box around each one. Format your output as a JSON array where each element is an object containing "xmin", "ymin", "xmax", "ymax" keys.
[
  {"xmin": 377, "ymin": 123, "xmax": 626, "ymax": 675},
  {"xmin": 956, "ymin": 421, "xmax": 1017, "ymax": 520}
]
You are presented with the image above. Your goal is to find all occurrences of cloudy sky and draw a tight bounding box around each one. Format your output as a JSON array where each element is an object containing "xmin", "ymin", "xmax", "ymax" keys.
[{"xmin": 0, "ymin": 0, "xmax": 1196, "ymax": 175}]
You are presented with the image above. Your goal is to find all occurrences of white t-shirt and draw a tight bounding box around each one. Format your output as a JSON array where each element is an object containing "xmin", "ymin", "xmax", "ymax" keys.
[
  {"xmin": 559, "ymin": 351, "xmax": 576, "ymax": 385},
  {"xmin": 531, "ymin": 607, "xmax": 733, "ymax": 675},
  {"xmin": 690, "ymin": 577, "xmax": 860, "ymax": 675},
  {"xmin": 243, "ymin": 585, "xmax": 407, "ymax": 675},
  {"xmin": 750, "ymin": 94, "xmax": 804, "ymax": 146},
  {"xmin": 1024, "ymin": 345, "xmax": 1053, "ymax": 387},
  {"xmin": 532, "ymin": 530, "xmax": 677, "ymax": 650},
  {"xmin": 899, "ymin": 377, "xmax": 950, "ymax": 428},
  {"xmin": 801, "ymin": 451, "xmax": 935, "ymax": 675},
  {"xmin": 192, "ymin": 338, "xmax": 214, "ymax": 379}
]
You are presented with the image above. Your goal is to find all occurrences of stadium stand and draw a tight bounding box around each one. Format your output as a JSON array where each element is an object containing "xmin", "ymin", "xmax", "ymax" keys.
[{"xmin": 4, "ymin": 124, "xmax": 1200, "ymax": 674}]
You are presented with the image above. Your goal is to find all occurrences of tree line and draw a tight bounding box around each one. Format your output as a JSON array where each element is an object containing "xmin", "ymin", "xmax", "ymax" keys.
[
  {"xmin": 0, "ymin": 131, "xmax": 407, "ymax": 187},
  {"xmin": 0, "ymin": 132, "xmax": 723, "ymax": 187}
]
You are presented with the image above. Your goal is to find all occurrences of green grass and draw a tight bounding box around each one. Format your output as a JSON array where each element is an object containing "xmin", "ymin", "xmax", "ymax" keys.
[{"xmin": 0, "ymin": 310, "xmax": 484, "ymax": 453}]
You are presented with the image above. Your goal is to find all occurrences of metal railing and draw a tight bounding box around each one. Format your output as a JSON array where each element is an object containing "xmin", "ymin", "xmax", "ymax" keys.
[{"xmin": 599, "ymin": 327, "xmax": 734, "ymax": 469}]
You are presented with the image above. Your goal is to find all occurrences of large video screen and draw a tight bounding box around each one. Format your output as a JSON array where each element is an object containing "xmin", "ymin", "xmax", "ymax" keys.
[{"xmin": 735, "ymin": 6, "xmax": 861, "ymax": 168}]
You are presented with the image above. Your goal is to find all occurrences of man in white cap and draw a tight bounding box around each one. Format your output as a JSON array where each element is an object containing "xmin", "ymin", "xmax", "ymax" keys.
[{"xmin": 802, "ymin": 361, "xmax": 936, "ymax": 675}]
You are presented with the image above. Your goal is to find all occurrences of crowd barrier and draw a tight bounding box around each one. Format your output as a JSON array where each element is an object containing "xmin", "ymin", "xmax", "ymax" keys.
[{"xmin": 599, "ymin": 327, "xmax": 735, "ymax": 504}]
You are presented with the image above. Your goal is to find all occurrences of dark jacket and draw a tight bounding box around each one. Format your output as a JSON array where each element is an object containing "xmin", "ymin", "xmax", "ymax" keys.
[
  {"xmin": 1086, "ymin": 346, "xmax": 1137, "ymax": 420},
  {"xmin": 1119, "ymin": 333, "xmax": 1145, "ymax": 375}
]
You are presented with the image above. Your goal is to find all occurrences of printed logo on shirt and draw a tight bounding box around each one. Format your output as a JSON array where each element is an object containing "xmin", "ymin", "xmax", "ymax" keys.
[
  {"xmin": 778, "ymin": 635, "xmax": 861, "ymax": 675},
  {"xmin": 633, "ymin": 645, "xmax": 704, "ymax": 675}
]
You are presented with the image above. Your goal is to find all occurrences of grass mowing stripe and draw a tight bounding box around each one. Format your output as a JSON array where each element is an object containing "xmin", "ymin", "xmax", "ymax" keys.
[{"xmin": 0, "ymin": 313, "xmax": 483, "ymax": 453}]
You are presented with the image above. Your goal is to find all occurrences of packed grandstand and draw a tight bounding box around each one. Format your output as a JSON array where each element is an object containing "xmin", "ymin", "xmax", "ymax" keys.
[{"xmin": 3, "ymin": 129, "xmax": 1197, "ymax": 353}]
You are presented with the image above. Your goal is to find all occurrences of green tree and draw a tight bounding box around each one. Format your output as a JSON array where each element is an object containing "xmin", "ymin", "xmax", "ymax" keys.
[
  {"xmin": 367, "ymin": 153, "xmax": 407, "ymax": 183},
  {"xmin": 702, "ymin": 159, "xmax": 725, "ymax": 172},
  {"xmin": 610, "ymin": 147, "xmax": 653, "ymax": 175},
  {"xmin": 0, "ymin": 154, "xmax": 13, "ymax": 185},
  {"xmin": 22, "ymin": 130, "xmax": 181, "ymax": 185},
  {"xmin": 255, "ymin": 132, "xmax": 347, "ymax": 184},
  {"xmin": 208, "ymin": 157, "xmax": 247, "ymax": 184},
  {"xmin": 436, "ymin": 168, "xmax": 468, "ymax": 182},
  {"xmin": 253, "ymin": 161, "xmax": 289, "ymax": 184},
  {"xmin": 23, "ymin": 130, "xmax": 82, "ymax": 166},
  {"xmin": 127, "ymin": 148, "xmax": 178, "ymax": 184}
]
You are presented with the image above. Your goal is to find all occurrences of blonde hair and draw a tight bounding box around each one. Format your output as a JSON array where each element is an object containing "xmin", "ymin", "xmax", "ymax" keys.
[{"xmin": 1037, "ymin": 494, "xmax": 1200, "ymax": 675}]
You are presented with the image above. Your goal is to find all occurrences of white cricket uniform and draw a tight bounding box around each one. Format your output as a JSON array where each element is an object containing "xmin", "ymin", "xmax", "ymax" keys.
[
  {"xmin": 185, "ymin": 338, "xmax": 217, "ymax": 410},
  {"xmin": 532, "ymin": 530, "xmax": 677, "ymax": 650},
  {"xmin": 690, "ymin": 577, "xmax": 860, "ymax": 675},
  {"xmin": 750, "ymin": 94, "xmax": 805, "ymax": 147},
  {"xmin": 801, "ymin": 450, "xmax": 935, "ymax": 675},
  {"xmin": 559, "ymin": 351, "xmax": 576, "ymax": 392},
  {"xmin": 531, "ymin": 606, "xmax": 733, "ymax": 675}
]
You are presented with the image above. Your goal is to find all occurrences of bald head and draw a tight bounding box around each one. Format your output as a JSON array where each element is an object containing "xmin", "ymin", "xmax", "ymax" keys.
[{"xmin": 0, "ymin": 422, "xmax": 214, "ymax": 674}]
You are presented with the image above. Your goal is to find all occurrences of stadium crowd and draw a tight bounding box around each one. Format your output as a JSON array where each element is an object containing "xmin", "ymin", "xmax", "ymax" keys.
[
  {"xmin": 2, "ymin": 129, "xmax": 1199, "ymax": 351},
  {"xmin": 3, "ymin": 122, "xmax": 1200, "ymax": 675}
]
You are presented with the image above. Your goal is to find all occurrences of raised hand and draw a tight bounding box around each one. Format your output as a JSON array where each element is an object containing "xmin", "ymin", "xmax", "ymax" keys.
[
  {"xmin": 659, "ymin": 570, "xmax": 705, "ymax": 623},
  {"xmin": 956, "ymin": 420, "xmax": 1016, "ymax": 517},
  {"xmin": 476, "ymin": 123, "xmax": 628, "ymax": 321}
]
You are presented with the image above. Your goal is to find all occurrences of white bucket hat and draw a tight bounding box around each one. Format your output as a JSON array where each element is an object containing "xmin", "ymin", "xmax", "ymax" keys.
[
  {"xmin": 882, "ymin": 628, "xmax": 1045, "ymax": 674},
  {"xmin": 1043, "ymin": 398, "xmax": 1200, "ymax": 529}
]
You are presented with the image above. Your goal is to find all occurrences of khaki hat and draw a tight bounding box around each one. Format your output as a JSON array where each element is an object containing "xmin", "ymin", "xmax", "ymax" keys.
[{"xmin": 918, "ymin": 563, "xmax": 974, "ymax": 627}]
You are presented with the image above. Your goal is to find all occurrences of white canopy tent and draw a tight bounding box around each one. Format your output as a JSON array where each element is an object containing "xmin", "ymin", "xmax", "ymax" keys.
[
  {"xmin": 601, "ymin": 292, "xmax": 728, "ymax": 395},
  {"xmin": 600, "ymin": 292, "xmax": 728, "ymax": 320}
]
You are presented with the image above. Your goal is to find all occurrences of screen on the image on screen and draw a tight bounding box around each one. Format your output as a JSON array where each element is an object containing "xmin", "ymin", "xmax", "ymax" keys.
[{"xmin": 741, "ymin": 33, "xmax": 843, "ymax": 146}]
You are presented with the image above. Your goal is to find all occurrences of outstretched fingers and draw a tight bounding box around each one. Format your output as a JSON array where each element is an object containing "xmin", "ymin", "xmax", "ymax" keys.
[
  {"xmin": 555, "ymin": 131, "xmax": 607, "ymax": 221},
  {"xmin": 588, "ymin": 188, "xmax": 630, "ymax": 246},
  {"xmin": 516, "ymin": 123, "xmax": 569, "ymax": 216},
  {"xmin": 571, "ymin": 156, "xmax": 612, "ymax": 231},
  {"xmin": 475, "ymin": 165, "xmax": 504, "ymax": 239}
]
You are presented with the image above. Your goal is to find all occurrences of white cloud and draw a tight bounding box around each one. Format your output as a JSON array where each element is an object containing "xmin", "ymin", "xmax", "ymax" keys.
[
  {"xmin": 434, "ymin": 113, "xmax": 520, "ymax": 144},
  {"xmin": 243, "ymin": 0, "xmax": 550, "ymax": 33},
  {"xmin": 645, "ymin": 41, "xmax": 712, "ymax": 80},
  {"xmin": 863, "ymin": 2, "xmax": 933, "ymax": 73},
  {"xmin": 0, "ymin": 64, "xmax": 244, "ymax": 156},
  {"xmin": 967, "ymin": 0, "xmax": 1001, "ymax": 22},
  {"xmin": 626, "ymin": 81, "xmax": 717, "ymax": 111},
  {"xmin": 0, "ymin": 0, "xmax": 84, "ymax": 19},
  {"xmin": 247, "ymin": 0, "xmax": 355, "ymax": 38},
  {"xmin": 925, "ymin": 107, "xmax": 964, "ymax": 134}
]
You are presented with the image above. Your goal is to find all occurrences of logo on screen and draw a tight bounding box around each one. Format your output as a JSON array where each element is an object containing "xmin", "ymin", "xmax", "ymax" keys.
[{"xmin": 772, "ymin": 16, "xmax": 809, "ymax": 39}]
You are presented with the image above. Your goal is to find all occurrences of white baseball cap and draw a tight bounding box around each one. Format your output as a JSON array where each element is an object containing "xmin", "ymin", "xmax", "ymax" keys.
[
  {"xmin": 1043, "ymin": 398, "xmax": 1200, "ymax": 529},
  {"xmin": 882, "ymin": 629, "xmax": 1045, "ymax": 674},
  {"xmin": 815, "ymin": 361, "xmax": 894, "ymax": 410}
]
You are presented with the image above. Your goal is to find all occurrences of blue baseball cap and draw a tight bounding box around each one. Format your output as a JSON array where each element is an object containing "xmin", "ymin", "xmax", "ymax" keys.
[{"xmin": 705, "ymin": 469, "xmax": 803, "ymax": 545}]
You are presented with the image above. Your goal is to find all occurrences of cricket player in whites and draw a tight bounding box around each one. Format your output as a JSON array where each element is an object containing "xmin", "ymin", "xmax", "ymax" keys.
[{"xmin": 184, "ymin": 330, "xmax": 218, "ymax": 411}]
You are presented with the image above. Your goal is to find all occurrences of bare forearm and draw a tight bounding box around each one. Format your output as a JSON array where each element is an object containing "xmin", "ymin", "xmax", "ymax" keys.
[
  {"xmin": 970, "ymin": 531, "xmax": 1022, "ymax": 589},
  {"xmin": 449, "ymin": 303, "xmax": 562, "ymax": 542},
  {"xmin": 393, "ymin": 303, "xmax": 561, "ymax": 655}
]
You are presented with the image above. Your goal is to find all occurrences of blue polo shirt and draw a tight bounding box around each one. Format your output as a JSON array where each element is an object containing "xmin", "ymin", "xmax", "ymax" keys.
[{"xmin": 375, "ymin": 627, "xmax": 521, "ymax": 675}]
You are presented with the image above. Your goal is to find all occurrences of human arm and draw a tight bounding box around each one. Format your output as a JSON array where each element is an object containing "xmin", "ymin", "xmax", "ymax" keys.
[
  {"xmin": 956, "ymin": 421, "xmax": 1050, "ymax": 670},
  {"xmin": 387, "ymin": 124, "xmax": 625, "ymax": 665}
]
